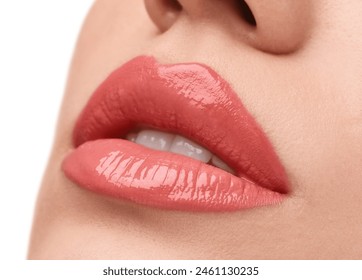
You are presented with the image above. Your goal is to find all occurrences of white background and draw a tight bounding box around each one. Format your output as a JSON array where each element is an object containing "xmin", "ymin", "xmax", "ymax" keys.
[{"xmin": 0, "ymin": 0, "xmax": 93, "ymax": 260}]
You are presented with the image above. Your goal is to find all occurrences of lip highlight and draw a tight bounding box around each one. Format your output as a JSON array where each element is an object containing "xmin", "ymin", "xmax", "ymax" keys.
[{"xmin": 62, "ymin": 56, "xmax": 288, "ymax": 211}]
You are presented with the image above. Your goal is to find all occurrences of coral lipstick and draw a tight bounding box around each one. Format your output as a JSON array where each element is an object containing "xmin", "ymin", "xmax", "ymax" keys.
[
  {"xmin": 64, "ymin": 139, "xmax": 283, "ymax": 211},
  {"xmin": 62, "ymin": 56, "xmax": 288, "ymax": 211}
]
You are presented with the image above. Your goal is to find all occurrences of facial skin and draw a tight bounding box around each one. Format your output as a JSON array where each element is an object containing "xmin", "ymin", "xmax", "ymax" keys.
[{"xmin": 28, "ymin": 0, "xmax": 362, "ymax": 259}]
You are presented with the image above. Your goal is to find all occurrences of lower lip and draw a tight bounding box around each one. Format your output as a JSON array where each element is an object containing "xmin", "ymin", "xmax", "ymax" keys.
[{"xmin": 62, "ymin": 139, "xmax": 284, "ymax": 212}]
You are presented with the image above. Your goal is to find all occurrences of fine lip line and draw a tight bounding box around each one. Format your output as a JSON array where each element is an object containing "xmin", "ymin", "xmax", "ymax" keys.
[{"xmin": 62, "ymin": 55, "xmax": 289, "ymax": 211}]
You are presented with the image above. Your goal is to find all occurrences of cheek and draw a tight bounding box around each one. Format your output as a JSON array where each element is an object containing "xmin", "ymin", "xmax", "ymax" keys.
[
  {"xmin": 307, "ymin": 47, "xmax": 362, "ymax": 198},
  {"xmin": 54, "ymin": 0, "xmax": 156, "ymax": 151},
  {"xmin": 278, "ymin": 50, "xmax": 362, "ymax": 224}
]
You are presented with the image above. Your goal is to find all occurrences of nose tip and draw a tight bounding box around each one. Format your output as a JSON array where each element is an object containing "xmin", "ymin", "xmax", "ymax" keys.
[
  {"xmin": 144, "ymin": 0, "xmax": 183, "ymax": 32},
  {"xmin": 144, "ymin": 0, "xmax": 313, "ymax": 54}
]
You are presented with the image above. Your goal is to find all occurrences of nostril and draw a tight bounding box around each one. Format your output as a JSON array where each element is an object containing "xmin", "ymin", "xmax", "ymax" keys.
[
  {"xmin": 163, "ymin": 0, "xmax": 182, "ymax": 12},
  {"xmin": 236, "ymin": 0, "xmax": 256, "ymax": 27}
]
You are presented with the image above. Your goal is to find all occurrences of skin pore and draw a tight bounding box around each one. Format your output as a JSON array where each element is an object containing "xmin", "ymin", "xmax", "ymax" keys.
[{"xmin": 28, "ymin": 0, "xmax": 362, "ymax": 259}]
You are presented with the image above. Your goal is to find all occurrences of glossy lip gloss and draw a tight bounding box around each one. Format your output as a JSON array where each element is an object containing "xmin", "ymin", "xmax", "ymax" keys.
[{"xmin": 62, "ymin": 56, "xmax": 289, "ymax": 211}]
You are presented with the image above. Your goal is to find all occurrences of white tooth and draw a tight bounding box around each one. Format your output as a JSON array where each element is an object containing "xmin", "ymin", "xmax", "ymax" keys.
[
  {"xmin": 126, "ymin": 132, "xmax": 137, "ymax": 142},
  {"xmin": 170, "ymin": 135, "xmax": 212, "ymax": 163},
  {"xmin": 135, "ymin": 129, "xmax": 175, "ymax": 151},
  {"xmin": 211, "ymin": 155, "xmax": 235, "ymax": 175}
]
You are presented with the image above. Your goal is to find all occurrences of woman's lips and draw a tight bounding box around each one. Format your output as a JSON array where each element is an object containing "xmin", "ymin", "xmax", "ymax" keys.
[
  {"xmin": 62, "ymin": 56, "xmax": 289, "ymax": 212},
  {"xmin": 63, "ymin": 139, "xmax": 283, "ymax": 211}
]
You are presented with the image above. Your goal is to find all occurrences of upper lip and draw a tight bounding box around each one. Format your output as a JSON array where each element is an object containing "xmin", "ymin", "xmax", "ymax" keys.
[{"xmin": 73, "ymin": 55, "xmax": 288, "ymax": 194}]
